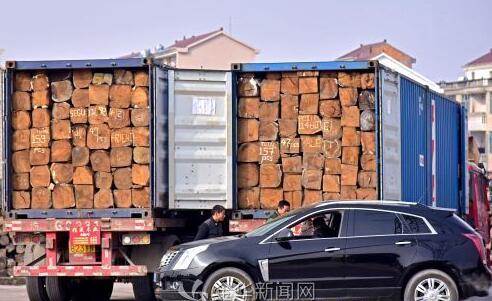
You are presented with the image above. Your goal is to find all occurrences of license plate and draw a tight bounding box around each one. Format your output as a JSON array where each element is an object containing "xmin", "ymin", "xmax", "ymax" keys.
[
  {"xmin": 69, "ymin": 244, "xmax": 96, "ymax": 254},
  {"xmin": 69, "ymin": 220, "xmax": 101, "ymax": 245},
  {"xmin": 69, "ymin": 243, "xmax": 97, "ymax": 264}
]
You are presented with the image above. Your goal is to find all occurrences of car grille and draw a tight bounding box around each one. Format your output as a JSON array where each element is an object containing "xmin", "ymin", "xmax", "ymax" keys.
[{"xmin": 161, "ymin": 250, "xmax": 180, "ymax": 267}]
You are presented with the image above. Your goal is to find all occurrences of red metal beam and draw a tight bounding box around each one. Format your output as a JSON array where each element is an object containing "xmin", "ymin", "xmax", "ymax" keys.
[
  {"xmin": 4, "ymin": 218, "xmax": 154, "ymax": 232},
  {"xmin": 14, "ymin": 265, "xmax": 147, "ymax": 277}
]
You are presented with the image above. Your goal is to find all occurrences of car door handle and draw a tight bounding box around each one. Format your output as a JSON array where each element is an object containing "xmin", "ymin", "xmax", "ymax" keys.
[
  {"xmin": 395, "ymin": 240, "xmax": 413, "ymax": 246},
  {"xmin": 324, "ymin": 247, "xmax": 341, "ymax": 252}
]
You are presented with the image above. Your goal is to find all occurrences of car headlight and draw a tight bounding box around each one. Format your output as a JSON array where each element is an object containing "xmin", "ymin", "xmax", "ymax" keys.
[{"xmin": 172, "ymin": 245, "xmax": 209, "ymax": 270}]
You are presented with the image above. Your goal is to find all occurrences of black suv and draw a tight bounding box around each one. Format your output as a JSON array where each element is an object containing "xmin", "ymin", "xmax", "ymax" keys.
[{"xmin": 157, "ymin": 201, "xmax": 491, "ymax": 300}]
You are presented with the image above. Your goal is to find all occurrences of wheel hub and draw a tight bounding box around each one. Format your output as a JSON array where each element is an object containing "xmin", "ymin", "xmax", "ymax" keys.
[{"xmin": 414, "ymin": 277, "xmax": 450, "ymax": 301}]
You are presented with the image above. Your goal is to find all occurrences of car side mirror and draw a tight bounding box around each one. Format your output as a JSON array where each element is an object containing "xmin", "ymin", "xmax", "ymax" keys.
[{"xmin": 275, "ymin": 228, "xmax": 293, "ymax": 242}]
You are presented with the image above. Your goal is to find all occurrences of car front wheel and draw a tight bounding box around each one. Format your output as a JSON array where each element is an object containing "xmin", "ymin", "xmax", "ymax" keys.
[
  {"xmin": 404, "ymin": 269, "xmax": 459, "ymax": 301},
  {"xmin": 202, "ymin": 267, "xmax": 256, "ymax": 301}
]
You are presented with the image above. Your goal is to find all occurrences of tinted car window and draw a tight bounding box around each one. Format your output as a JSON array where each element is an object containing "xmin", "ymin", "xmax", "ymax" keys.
[
  {"xmin": 401, "ymin": 214, "xmax": 432, "ymax": 234},
  {"xmin": 352, "ymin": 210, "xmax": 403, "ymax": 236}
]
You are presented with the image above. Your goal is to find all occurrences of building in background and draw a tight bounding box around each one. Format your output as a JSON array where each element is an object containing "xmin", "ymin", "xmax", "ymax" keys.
[
  {"xmin": 440, "ymin": 49, "xmax": 492, "ymax": 176},
  {"xmin": 122, "ymin": 28, "xmax": 258, "ymax": 70}
]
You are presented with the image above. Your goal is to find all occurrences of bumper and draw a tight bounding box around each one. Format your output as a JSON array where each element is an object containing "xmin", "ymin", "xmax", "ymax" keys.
[{"xmin": 155, "ymin": 267, "xmax": 205, "ymax": 300}]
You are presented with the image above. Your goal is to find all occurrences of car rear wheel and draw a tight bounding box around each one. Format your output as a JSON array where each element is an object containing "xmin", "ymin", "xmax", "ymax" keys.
[
  {"xmin": 404, "ymin": 269, "xmax": 459, "ymax": 301},
  {"xmin": 202, "ymin": 267, "xmax": 255, "ymax": 301}
]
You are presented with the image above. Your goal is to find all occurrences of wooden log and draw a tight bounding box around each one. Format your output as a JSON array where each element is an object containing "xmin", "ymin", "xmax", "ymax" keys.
[
  {"xmin": 298, "ymin": 115, "xmax": 322, "ymax": 135},
  {"xmin": 299, "ymin": 77, "xmax": 318, "ymax": 94},
  {"xmin": 72, "ymin": 88, "xmax": 90, "ymax": 108},
  {"xmin": 15, "ymin": 72, "xmax": 32, "ymax": 92},
  {"xmin": 110, "ymin": 147, "xmax": 133, "ymax": 167},
  {"xmin": 134, "ymin": 71, "xmax": 149, "ymax": 87},
  {"xmin": 324, "ymin": 158, "xmax": 341, "ymax": 175},
  {"xmin": 302, "ymin": 152, "xmax": 324, "ymax": 170},
  {"xmin": 283, "ymin": 174, "xmax": 302, "ymax": 191},
  {"xmin": 114, "ymin": 189, "xmax": 132, "ymax": 208},
  {"xmin": 51, "ymin": 80, "xmax": 73, "ymax": 102},
  {"xmin": 94, "ymin": 189, "xmax": 113, "ymax": 209},
  {"xmin": 341, "ymin": 127, "xmax": 361, "ymax": 146},
  {"xmin": 132, "ymin": 187, "xmax": 150, "ymax": 208},
  {"xmin": 280, "ymin": 138, "xmax": 300, "ymax": 154},
  {"xmin": 131, "ymin": 87, "xmax": 149, "ymax": 108},
  {"xmin": 89, "ymin": 84, "xmax": 109, "ymax": 105},
  {"xmin": 319, "ymin": 77, "xmax": 338, "ymax": 99},
  {"xmin": 302, "ymin": 170, "xmax": 322, "ymax": 190},
  {"xmin": 32, "ymin": 108, "xmax": 50, "ymax": 128},
  {"xmin": 239, "ymin": 97, "xmax": 260, "ymax": 119},
  {"xmin": 0, "ymin": 235, "xmax": 10, "ymax": 246},
  {"xmin": 280, "ymin": 95, "xmax": 299, "ymax": 119},
  {"xmin": 108, "ymin": 108, "xmax": 130, "ymax": 128},
  {"xmin": 133, "ymin": 147, "xmax": 149, "ymax": 164},
  {"xmin": 111, "ymin": 127, "xmax": 133, "ymax": 147},
  {"xmin": 238, "ymin": 77, "xmax": 259, "ymax": 97},
  {"xmin": 259, "ymin": 102, "xmax": 279, "ymax": 121},
  {"xmin": 73, "ymin": 70, "xmax": 93, "ymax": 89},
  {"xmin": 113, "ymin": 167, "xmax": 133, "ymax": 189},
  {"xmin": 133, "ymin": 127, "xmax": 149, "ymax": 147},
  {"xmin": 299, "ymin": 94, "xmax": 319, "ymax": 115},
  {"xmin": 73, "ymin": 166, "xmax": 93, "ymax": 185},
  {"xmin": 114, "ymin": 70, "xmax": 134, "ymax": 85},
  {"xmin": 323, "ymin": 192, "xmax": 341, "ymax": 201},
  {"xmin": 338, "ymin": 72, "xmax": 361, "ymax": 88},
  {"xmin": 321, "ymin": 118, "xmax": 342, "ymax": 140},
  {"xmin": 69, "ymin": 108, "xmax": 88, "ymax": 124},
  {"xmin": 109, "ymin": 85, "xmax": 132, "ymax": 108},
  {"xmin": 280, "ymin": 75, "xmax": 299, "ymax": 95},
  {"xmin": 132, "ymin": 164, "xmax": 150, "ymax": 186},
  {"xmin": 282, "ymin": 156, "xmax": 302, "ymax": 174},
  {"xmin": 13, "ymin": 191, "xmax": 30, "ymax": 209},
  {"xmin": 95, "ymin": 172, "xmax": 113, "ymax": 189},
  {"xmin": 300, "ymin": 135, "xmax": 323, "ymax": 153},
  {"xmin": 322, "ymin": 139, "xmax": 342, "ymax": 158},
  {"xmin": 31, "ymin": 74, "xmax": 49, "ymax": 91},
  {"xmin": 360, "ymin": 73, "xmax": 375, "ymax": 89},
  {"xmin": 238, "ymin": 142, "xmax": 259, "ymax": 162},
  {"xmin": 361, "ymin": 154, "xmax": 376, "ymax": 171},
  {"xmin": 90, "ymin": 150, "xmax": 111, "ymax": 172},
  {"xmin": 50, "ymin": 163, "xmax": 73, "ymax": 184},
  {"xmin": 341, "ymin": 164, "xmax": 358, "ymax": 186},
  {"xmin": 31, "ymin": 187, "xmax": 51, "ymax": 209},
  {"xmin": 357, "ymin": 188, "xmax": 377, "ymax": 200},
  {"xmin": 266, "ymin": 73, "xmax": 281, "ymax": 80},
  {"xmin": 88, "ymin": 105, "xmax": 109, "ymax": 124},
  {"xmin": 51, "ymin": 120, "xmax": 71, "ymax": 140},
  {"xmin": 72, "ymin": 125, "xmax": 87, "ymax": 147},
  {"xmin": 340, "ymin": 185, "xmax": 357, "ymax": 199},
  {"xmin": 13, "ymin": 173, "xmax": 30, "ymax": 190},
  {"xmin": 87, "ymin": 124, "xmax": 111, "ymax": 149},
  {"xmin": 12, "ymin": 111, "xmax": 31, "ymax": 130},
  {"xmin": 30, "ymin": 166, "xmax": 51, "ymax": 187},
  {"xmin": 278, "ymin": 119, "xmax": 297, "ymax": 138},
  {"xmin": 13, "ymin": 130, "xmax": 31, "ymax": 150},
  {"xmin": 358, "ymin": 90, "xmax": 375, "ymax": 110},
  {"xmin": 339, "ymin": 88, "xmax": 358, "ymax": 106},
  {"xmin": 259, "ymin": 188, "xmax": 283, "ymax": 209},
  {"xmin": 361, "ymin": 132, "xmax": 376, "ymax": 154},
  {"xmin": 342, "ymin": 147, "xmax": 360, "ymax": 166},
  {"xmin": 358, "ymin": 171, "xmax": 377, "ymax": 188},
  {"xmin": 51, "ymin": 140, "xmax": 72, "ymax": 162},
  {"xmin": 74, "ymin": 185, "xmax": 94, "ymax": 208},
  {"xmin": 303, "ymin": 189, "xmax": 322, "ymax": 206},
  {"xmin": 92, "ymin": 73, "xmax": 113, "ymax": 86},
  {"xmin": 13, "ymin": 92, "xmax": 31, "ymax": 111},
  {"xmin": 32, "ymin": 90, "xmax": 50, "ymax": 108},
  {"xmin": 259, "ymin": 121, "xmax": 278, "ymax": 141},
  {"xmin": 131, "ymin": 108, "xmax": 149, "ymax": 127},
  {"xmin": 71, "ymin": 147, "xmax": 90, "ymax": 167},
  {"xmin": 260, "ymin": 79, "xmax": 280, "ymax": 101},
  {"xmin": 238, "ymin": 187, "xmax": 260, "ymax": 209},
  {"xmin": 341, "ymin": 106, "xmax": 360, "ymax": 127},
  {"xmin": 30, "ymin": 148, "xmax": 50, "ymax": 165},
  {"xmin": 298, "ymin": 71, "xmax": 319, "ymax": 77},
  {"xmin": 52, "ymin": 184, "xmax": 75, "ymax": 209},
  {"xmin": 323, "ymin": 175, "xmax": 340, "ymax": 192},
  {"xmin": 259, "ymin": 164, "xmax": 282, "ymax": 188},
  {"xmin": 237, "ymin": 163, "xmax": 259, "ymax": 188},
  {"xmin": 284, "ymin": 190, "xmax": 302, "ymax": 209},
  {"xmin": 259, "ymin": 141, "xmax": 280, "ymax": 164},
  {"xmin": 12, "ymin": 150, "xmax": 30, "ymax": 173},
  {"xmin": 360, "ymin": 109, "xmax": 375, "ymax": 131}
]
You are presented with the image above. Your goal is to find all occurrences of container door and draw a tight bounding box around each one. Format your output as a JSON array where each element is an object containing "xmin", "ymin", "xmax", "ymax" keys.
[
  {"xmin": 380, "ymin": 68, "xmax": 401, "ymax": 200},
  {"xmin": 1, "ymin": 68, "xmax": 5, "ymax": 211},
  {"xmin": 168, "ymin": 70, "xmax": 233, "ymax": 209},
  {"xmin": 460, "ymin": 107, "xmax": 469, "ymax": 214}
]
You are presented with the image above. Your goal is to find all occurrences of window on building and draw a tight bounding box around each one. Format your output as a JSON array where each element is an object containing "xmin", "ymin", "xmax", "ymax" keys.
[
  {"xmin": 489, "ymin": 71, "xmax": 492, "ymax": 79},
  {"xmin": 489, "ymin": 133, "xmax": 492, "ymax": 154},
  {"xmin": 489, "ymin": 94, "xmax": 492, "ymax": 114},
  {"xmin": 462, "ymin": 94, "xmax": 470, "ymax": 111},
  {"xmin": 471, "ymin": 72, "xmax": 475, "ymax": 80}
]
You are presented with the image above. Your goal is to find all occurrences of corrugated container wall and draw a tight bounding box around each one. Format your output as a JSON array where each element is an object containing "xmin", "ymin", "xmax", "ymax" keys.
[{"xmin": 0, "ymin": 68, "xmax": 4, "ymax": 187}]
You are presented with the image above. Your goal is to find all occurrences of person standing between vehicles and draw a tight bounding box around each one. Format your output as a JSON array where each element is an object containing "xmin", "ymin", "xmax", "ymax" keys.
[
  {"xmin": 194, "ymin": 205, "xmax": 226, "ymax": 241},
  {"xmin": 267, "ymin": 200, "xmax": 291, "ymax": 222}
]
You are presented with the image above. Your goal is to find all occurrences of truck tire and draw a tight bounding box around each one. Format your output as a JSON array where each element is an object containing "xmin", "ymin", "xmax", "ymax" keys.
[
  {"xmin": 26, "ymin": 277, "xmax": 49, "ymax": 301},
  {"xmin": 45, "ymin": 277, "xmax": 71, "ymax": 301},
  {"xmin": 132, "ymin": 274, "xmax": 156, "ymax": 301},
  {"xmin": 72, "ymin": 279, "xmax": 114, "ymax": 301}
]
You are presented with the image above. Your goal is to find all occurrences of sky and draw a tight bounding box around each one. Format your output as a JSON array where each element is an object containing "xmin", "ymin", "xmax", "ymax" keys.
[{"xmin": 0, "ymin": 0, "xmax": 490, "ymax": 82}]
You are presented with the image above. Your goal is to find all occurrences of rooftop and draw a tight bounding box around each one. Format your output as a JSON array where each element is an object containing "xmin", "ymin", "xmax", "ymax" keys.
[
  {"xmin": 338, "ymin": 40, "xmax": 416, "ymax": 66},
  {"xmin": 465, "ymin": 49, "xmax": 492, "ymax": 67}
]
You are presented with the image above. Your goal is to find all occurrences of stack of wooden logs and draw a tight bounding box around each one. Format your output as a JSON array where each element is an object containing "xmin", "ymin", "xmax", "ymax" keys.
[
  {"xmin": 0, "ymin": 217, "xmax": 23, "ymax": 277},
  {"xmin": 237, "ymin": 71, "xmax": 377, "ymax": 209},
  {"xmin": 11, "ymin": 69, "xmax": 151, "ymax": 210}
]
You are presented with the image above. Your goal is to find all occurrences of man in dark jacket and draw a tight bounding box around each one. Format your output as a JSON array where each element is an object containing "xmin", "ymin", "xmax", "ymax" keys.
[
  {"xmin": 267, "ymin": 200, "xmax": 291, "ymax": 222},
  {"xmin": 194, "ymin": 205, "xmax": 226, "ymax": 241}
]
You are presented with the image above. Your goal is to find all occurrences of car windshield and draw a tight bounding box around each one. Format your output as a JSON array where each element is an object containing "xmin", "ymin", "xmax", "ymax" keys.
[{"xmin": 244, "ymin": 209, "xmax": 303, "ymax": 238}]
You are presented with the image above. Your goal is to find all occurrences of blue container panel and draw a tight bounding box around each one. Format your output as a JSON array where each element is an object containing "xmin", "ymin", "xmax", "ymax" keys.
[
  {"xmin": 433, "ymin": 92, "xmax": 461, "ymax": 211},
  {"xmin": 400, "ymin": 77, "xmax": 431, "ymax": 205}
]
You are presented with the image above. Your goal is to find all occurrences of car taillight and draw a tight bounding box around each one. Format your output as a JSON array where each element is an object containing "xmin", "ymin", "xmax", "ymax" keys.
[{"xmin": 464, "ymin": 233, "xmax": 487, "ymax": 265}]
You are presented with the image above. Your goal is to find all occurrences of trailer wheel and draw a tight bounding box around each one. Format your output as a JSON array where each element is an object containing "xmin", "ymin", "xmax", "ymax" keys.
[
  {"xmin": 72, "ymin": 279, "xmax": 114, "ymax": 301},
  {"xmin": 132, "ymin": 274, "xmax": 156, "ymax": 301},
  {"xmin": 26, "ymin": 277, "xmax": 49, "ymax": 301},
  {"xmin": 45, "ymin": 277, "xmax": 71, "ymax": 301}
]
